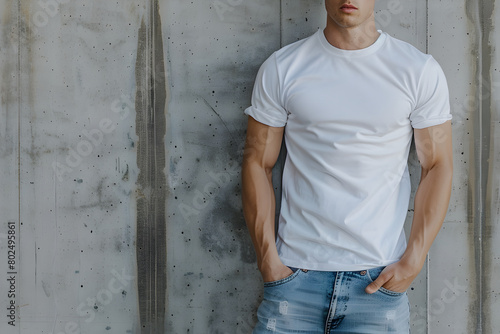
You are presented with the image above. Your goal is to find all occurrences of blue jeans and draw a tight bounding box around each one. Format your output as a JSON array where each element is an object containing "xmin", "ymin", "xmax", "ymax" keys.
[{"xmin": 253, "ymin": 267, "xmax": 410, "ymax": 333}]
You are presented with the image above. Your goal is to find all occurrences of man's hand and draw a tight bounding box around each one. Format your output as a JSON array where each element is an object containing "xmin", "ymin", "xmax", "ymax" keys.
[
  {"xmin": 365, "ymin": 257, "xmax": 422, "ymax": 294},
  {"xmin": 261, "ymin": 263, "xmax": 294, "ymax": 283}
]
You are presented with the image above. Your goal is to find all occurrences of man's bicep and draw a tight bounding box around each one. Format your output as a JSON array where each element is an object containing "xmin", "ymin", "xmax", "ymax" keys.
[
  {"xmin": 414, "ymin": 120, "xmax": 453, "ymax": 170},
  {"xmin": 243, "ymin": 116, "xmax": 284, "ymax": 170}
]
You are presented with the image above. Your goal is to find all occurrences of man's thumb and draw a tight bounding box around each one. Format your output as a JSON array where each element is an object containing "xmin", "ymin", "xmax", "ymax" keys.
[{"xmin": 365, "ymin": 279, "xmax": 382, "ymax": 294}]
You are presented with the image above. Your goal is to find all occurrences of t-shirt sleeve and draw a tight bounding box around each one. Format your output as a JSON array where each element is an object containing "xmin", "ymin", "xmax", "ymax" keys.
[
  {"xmin": 244, "ymin": 53, "xmax": 288, "ymax": 127},
  {"xmin": 410, "ymin": 56, "xmax": 452, "ymax": 129}
]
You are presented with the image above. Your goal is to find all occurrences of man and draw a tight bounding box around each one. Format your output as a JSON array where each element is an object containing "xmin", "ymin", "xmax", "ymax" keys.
[{"xmin": 242, "ymin": 0, "xmax": 453, "ymax": 333}]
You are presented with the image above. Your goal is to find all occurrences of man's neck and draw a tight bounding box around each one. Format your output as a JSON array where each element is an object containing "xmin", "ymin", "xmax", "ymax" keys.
[{"xmin": 323, "ymin": 20, "xmax": 380, "ymax": 50}]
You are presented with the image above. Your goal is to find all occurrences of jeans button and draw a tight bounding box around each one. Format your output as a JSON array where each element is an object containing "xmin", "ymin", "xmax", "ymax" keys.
[{"xmin": 360, "ymin": 270, "xmax": 367, "ymax": 276}]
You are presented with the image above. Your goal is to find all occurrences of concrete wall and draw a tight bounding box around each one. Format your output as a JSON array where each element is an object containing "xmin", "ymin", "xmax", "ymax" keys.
[{"xmin": 0, "ymin": 0, "xmax": 498, "ymax": 333}]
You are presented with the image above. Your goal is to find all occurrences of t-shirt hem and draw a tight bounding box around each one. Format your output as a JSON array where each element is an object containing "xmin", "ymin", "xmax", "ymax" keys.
[
  {"xmin": 244, "ymin": 107, "xmax": 287, "ymax": 127},
  {"xmin": 411, "ymin": 115, "xmax": 452, "ymax": 129},
  {"xmin": 280, "ymin": 258, "xmax": 399, "ymax": 272}
]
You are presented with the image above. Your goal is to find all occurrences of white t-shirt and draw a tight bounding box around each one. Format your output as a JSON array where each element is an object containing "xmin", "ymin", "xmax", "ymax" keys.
[{"xmin": 244, "ymin": 29, "xmax": 451, "ymax": 271}]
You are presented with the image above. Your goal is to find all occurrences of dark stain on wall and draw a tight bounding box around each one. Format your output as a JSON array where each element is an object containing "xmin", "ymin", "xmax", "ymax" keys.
[
  {"xmin": 465, "ymin": 0, "xmax": 494, "ymax": 332},
  {"xmin": 200, "ymin": 192, "xmax": 256, "ymax": 264},
  {"xmin": 135, "ymin": 0, "xmax": 168, "ymax": 332}
]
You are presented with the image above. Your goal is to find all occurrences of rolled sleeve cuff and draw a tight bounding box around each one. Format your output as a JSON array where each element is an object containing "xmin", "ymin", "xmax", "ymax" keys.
[{"xmin": 244, "ymin": 106, "xmax": 287, "ymax": 127}]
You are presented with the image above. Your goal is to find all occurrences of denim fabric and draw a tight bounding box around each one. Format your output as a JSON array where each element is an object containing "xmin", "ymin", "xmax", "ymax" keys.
[{"xmin": 253, "ymin": 267, "xmax": 410, "ymax": 333}]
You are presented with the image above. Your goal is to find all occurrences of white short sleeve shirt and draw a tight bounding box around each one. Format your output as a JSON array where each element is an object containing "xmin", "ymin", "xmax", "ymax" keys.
[{"xmin": 245, "ymin": 30, "xmax": 451, "ymax": 271}]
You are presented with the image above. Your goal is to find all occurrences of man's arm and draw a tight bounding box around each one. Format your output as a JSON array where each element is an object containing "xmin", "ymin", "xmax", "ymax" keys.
[
  {"xmin": 366, "ymin": 120, "xmax": 453, "ymax": 293},
  {"xmin": 242, "ymin": 116, "xmax": 293, "ymax": 282}
]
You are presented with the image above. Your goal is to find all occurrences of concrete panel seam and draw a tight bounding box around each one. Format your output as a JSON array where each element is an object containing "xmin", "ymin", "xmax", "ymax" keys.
[{"xmin": 135, "ymin": 0, "xmax": 168, "ymax": 332}]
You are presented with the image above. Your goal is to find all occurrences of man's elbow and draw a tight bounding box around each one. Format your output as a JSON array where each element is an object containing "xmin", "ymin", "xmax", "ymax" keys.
[
  {"xmin": 242, "ymin": 158, "xmax": 273, "ymax": 179},
  {"xmin": 422, "ymin": 159, "xmax": 453, "ymax": 184}
]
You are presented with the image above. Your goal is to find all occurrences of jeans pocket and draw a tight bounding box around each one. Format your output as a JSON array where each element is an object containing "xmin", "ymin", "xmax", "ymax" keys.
[
  {"xmin": 378, "ymin": 286, "xmax": 406, "ymax": 296},
  {"xmin": 367, "ymin": 266, "xmax": 406, "ymax": 296},
  {"xmin": 263, "ymin": 268, "xmax": 302, "ymax": 288}
]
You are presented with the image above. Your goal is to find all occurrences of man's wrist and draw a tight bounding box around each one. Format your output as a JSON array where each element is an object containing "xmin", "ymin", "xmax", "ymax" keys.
[
  {"xmin": 399, "ymin": 251, "xmax": 426, "ymax": 272},
  {"xmin": 258, "ymin": 255, "xmax": 284, "ymax": 273}
]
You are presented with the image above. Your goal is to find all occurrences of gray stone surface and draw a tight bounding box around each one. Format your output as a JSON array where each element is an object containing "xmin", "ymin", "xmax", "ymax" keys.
[{"xmin": 0, "ymin": 0, "xmax": 497, "ymax": 333}]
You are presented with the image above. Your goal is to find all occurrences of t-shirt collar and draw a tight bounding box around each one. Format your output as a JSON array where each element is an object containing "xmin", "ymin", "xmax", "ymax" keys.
[{"xmin": 317, "ymin": 29, "xmax": 387, "ymax": 57}]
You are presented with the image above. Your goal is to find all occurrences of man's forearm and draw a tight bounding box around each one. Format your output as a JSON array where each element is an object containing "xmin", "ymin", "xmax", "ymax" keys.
[
  {"xmin": 241, "ymin": 161, "xmax": 281, "ymax": 272},
  {"xmin": 403, "ymin": 161, "xmax": 453, "ymax": 267}
]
